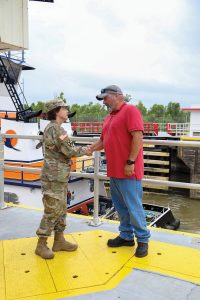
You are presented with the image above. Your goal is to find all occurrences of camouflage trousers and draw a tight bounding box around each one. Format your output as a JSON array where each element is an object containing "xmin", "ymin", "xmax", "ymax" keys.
[{"xmin": 36, "ymin": 181, "xmax": 68, "ymax": 237}]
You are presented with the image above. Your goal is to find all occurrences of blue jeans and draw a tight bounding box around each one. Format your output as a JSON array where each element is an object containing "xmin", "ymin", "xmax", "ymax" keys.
[{"xmin": 110, "ymin": 177, "xmax": 150, "ymax": 243}]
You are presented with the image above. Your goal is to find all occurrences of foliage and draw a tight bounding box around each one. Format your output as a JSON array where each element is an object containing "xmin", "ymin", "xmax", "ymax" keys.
[
  {"xmin": 58, "ymin": 92, "xmax": 67, "ymax": 103},
  {"xmin": 136, "ymin": 101, "xmax": 189, "ymax": 123},
  {"xmin": 70, "ymin": 102, "xmax": 108, "ymax": 121},
  {"xmin": 124, "ymin": 94, "xmax": 132, "ymax": 102},
  {"xmin": 29, "ymin": 93, "xmax": 190, "ymax": 123},
  {"xmin": 136, "ymin": 101, "xmax": 147, "ymax": 117},
  {"xmin": 31, "ymin": 101, "xmax": 46, "ymax": 112}
]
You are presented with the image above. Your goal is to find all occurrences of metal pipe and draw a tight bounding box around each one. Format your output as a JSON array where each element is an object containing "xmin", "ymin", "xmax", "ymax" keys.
[
  {"xmin": 2, "ymin": 134, "xmax": 42, "ymax": 140},
  {"xmin": 2, "ymin": 134, "xmax": 200, "ymax": 147},
  {"xmin": 89, "ymin": 151, "xmax": 102, "ymax": 226},
  {"xmin": 3, "ymin": 166, "xmax": 200, "ymax": 190},
  {"xmin": 142, "ymin": 178, "xmax": 200, "ymax": 190},
  {"xmin": 2, "ymin": 134, "xmax": 98, "ymax": 143},
  {"xmin": 0, "ymin": 135, "xmax": 6, "ymax": 209},
  {"xmin": 143, "ymin": 139, "xmax": 200, "ymax": 147}
]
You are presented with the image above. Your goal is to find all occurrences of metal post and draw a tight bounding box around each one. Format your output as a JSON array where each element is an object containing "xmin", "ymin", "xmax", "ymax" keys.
[
  {"xmin": 89, "ymin": 151, "xmax": 102, "ymax": 226},
  {"xmin": 0, "ymin": 135, "xmax": 6, "ymax": 209}
]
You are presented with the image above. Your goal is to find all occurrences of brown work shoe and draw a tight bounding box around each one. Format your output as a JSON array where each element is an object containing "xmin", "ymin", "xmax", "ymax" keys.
[
  {"xmin": 52, "ymin": 232, "xmax": 78, "ymax": 252},
  {"xmin": 135, "ymin": 242, "xmax": 148, "ymax": 258},
  {"xmin": 35, "ymin": 237, "xmax": 54, "ymax": 259}
]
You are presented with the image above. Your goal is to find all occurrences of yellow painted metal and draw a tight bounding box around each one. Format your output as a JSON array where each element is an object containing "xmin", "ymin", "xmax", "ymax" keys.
[
  {"xmin": 15, "ymin": 267, "xmax": 131, "ymax": 300},
  {"xmin": 3, "ymin": 237, "xmax": 56, "ymax": 299},
  {"xmin": 6, "ymin": 202, "xmax": 43, "ymax": 211},
  {"xmin": 68, "ymin": 230, "xmax": 133, "ymax": 284},
  {"xmin": 181, "ymin": 137, "xmax": 200, "ymax": 141},
  {"xmin": 1, "ymin": 231, "xmax": 133, "ymax": 300},
  {"xmin": 47, "ymin": 232, "xmax": 105, "ymax": 291},
  {"xmin": 0, "ymin": 241, "xmax": 6, "ymax": 300},
  {"xmin": 126, "ymin": 240, "xmax": 200, "ymax": 284},
  {"xmin": 1, "ymin": 231, "xmax": 200, "ymax": 300}
]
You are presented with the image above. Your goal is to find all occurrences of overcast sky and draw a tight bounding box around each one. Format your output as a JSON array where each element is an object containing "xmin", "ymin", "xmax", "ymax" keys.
[{"xmin": 22, "ymin": 0, "xmax": 200, "ymax": 108}]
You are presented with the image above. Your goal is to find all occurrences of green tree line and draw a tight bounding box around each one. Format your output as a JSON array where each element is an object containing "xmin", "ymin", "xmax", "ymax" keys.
[
  {"xmin": 29, "ymin": 92, "xmax": 189, "ymax": 123},
  {"xmin": 136, "ymin": 101, "xmax": 189, "ymax": 123}
]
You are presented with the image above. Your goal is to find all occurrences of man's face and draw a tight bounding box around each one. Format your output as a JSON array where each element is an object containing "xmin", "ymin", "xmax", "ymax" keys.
[{"xmin": 103, "ymin": 94, "xmax": 118, "ymax": 111}]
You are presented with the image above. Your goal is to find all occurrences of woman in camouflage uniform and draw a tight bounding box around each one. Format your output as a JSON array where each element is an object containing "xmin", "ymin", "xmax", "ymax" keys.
[{"xmin": 35, "ymin": 98, "xmax": 88, "ymax": 259}]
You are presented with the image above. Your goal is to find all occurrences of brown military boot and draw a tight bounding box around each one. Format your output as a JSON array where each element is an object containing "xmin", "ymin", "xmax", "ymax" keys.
[
  {"xmin": 52, "ymin": 232, "xmax": 78, "ymax": 252},
  {"xmin": 35, "ymin": 237, "xmax": 54, "ymax": 259}
]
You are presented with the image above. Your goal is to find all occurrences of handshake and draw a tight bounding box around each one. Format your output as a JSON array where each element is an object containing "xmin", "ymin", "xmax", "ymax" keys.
[{"xmin": 82, "ymin": 145, "xmax": 94, "ymax": 156}]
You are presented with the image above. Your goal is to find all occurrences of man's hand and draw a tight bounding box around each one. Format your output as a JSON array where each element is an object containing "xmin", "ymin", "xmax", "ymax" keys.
[
  {"xmin": 82, "ymin": 145, "xmax": 93, "ymax": 156},
  {"xmin": 124, "ymin": 164, "xmax": 135, "ymax": 176}
]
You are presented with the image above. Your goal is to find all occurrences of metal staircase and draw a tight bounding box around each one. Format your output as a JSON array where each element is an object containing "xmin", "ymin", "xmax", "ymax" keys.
[{"xmin": 0, "ymin": 55, "xmax": 41, "ymax": 122}]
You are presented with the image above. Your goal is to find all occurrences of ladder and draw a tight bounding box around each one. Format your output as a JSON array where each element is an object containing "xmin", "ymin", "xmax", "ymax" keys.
[{"xmin": 0, "ymin": 55, "xmax": 35, "ymax": 121}]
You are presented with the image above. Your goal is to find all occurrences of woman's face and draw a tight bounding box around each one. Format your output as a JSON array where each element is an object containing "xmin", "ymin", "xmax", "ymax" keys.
[{"xmin": 56, "ymin": 106, "xmax": 69, "ymax": 122}]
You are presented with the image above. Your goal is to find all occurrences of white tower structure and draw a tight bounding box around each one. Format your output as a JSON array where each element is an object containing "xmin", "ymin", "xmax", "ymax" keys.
[
  {"xmin": 0, "ymin": 0, "xmax": 28, "ymax": 52},
  {"xmin": 182, "ymin": 105, "xmax": 200, "ymax": 137}
]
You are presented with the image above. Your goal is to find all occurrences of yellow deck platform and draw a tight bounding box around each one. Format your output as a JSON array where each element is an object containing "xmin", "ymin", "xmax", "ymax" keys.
[{"xmin": 1, "ymin": 229, "xmax": 200, "ymax": 300}]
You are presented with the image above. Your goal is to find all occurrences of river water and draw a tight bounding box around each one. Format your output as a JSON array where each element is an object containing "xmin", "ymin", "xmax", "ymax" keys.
[{"xmin": 143, "ymin": 193, "xmax": 200, "ymax": 234}]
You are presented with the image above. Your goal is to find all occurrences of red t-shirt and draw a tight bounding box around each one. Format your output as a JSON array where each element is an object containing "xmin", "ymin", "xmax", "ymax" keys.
[{"xmin": 100, "ymin": 103, "xmax": 144, "ymax": 179}]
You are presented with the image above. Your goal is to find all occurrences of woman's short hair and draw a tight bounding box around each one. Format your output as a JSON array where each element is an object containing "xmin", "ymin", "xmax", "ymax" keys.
[{"xmin": 47, "ymin": 106, "xmax": 61, "ymax": 120}]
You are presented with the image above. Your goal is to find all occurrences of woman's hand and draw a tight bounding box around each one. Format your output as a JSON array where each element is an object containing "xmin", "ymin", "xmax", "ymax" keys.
[{"xmin": 82, "ymin": 146, "xmax": 93, "ymax": 156}]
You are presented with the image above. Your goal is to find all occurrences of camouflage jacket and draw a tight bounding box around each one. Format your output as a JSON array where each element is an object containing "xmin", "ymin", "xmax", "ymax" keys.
[{"xmin": 41, "ymin": 121, "xmax": 85, "ymax": 182}]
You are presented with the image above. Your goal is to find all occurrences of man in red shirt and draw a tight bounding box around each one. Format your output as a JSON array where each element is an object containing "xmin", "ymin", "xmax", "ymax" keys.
[{"xmin": 89, "ymin": 85, "xmax": 150, "ymax": 257}]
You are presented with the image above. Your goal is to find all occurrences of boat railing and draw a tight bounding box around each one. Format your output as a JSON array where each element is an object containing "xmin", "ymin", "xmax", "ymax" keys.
[
  {"xmin": 165, "ymin": 123, "xmax": 190, "ymax": 136},
  {"xmin": 70, "ymin": 121, "xmax": 197, "ymax": 136},
  {"xmin": 1, "ymin": 134, "xmax": 200, "ymax": 226}
]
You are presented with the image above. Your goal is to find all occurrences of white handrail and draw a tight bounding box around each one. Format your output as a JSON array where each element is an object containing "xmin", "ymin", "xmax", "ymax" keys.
[
  {"xmin": 3, "ymin": 165, "xmax": 200, "ymax": 190},
  {"xmin": 2, "ymin": 133, "xmax": 200, "ymax": 146},
  {"xmin": 0, "ymin": 135, "xmax": 6, "ymax": 209}
]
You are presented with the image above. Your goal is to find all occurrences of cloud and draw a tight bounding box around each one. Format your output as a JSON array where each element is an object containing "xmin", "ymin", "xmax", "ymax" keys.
[
  {"xmin": 21, "ymin": 0, "xmax": 200, "ymax": 108},
  {"xmin": 23, "ymin": 66, "xmax": 200, "ymax": 109}
]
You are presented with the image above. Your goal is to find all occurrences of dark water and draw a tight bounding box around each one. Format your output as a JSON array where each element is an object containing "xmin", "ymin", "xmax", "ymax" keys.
[{"xmin": 143, "ymin": 193, "xmax": 200, "ymax": 234}]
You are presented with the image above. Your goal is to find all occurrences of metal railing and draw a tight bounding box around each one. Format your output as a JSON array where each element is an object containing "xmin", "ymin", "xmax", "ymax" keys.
[
  {"xmin": 166, "ymin": 123, "xmax": 190, "ymax": 136},
  {"xmin": 1, "ymin": 134, "xmax": 200, "ymax": 225}
]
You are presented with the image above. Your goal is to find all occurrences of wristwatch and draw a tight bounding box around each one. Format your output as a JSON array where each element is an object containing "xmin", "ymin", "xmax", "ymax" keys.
[{"xmin": 126, "ymin": 159, "xmax": 135, "ymax": 165}]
